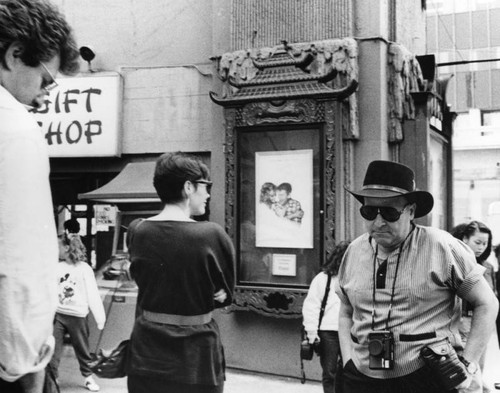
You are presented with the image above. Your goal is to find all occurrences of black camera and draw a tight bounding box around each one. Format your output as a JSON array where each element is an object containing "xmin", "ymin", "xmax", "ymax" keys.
[
  {"xmin": 300, "ymin": 339, "xmax": 319, "ymax": 361},
  {"xmin": 368, "ymin": 331, "xmax": 394, "ymax": 370},
  {"xmin": 420, "ymin": 341, "xmax": 468, "ymax": 390}
]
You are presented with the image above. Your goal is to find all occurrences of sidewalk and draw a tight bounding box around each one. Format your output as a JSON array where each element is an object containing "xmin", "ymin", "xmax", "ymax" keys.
[
  {"xmin": 57, "ymin": 345, "xmax": 322, "ymax": 393},
  {"xmin": 58, "ymin": 333, "xmax": 500, "ymax": 393}
]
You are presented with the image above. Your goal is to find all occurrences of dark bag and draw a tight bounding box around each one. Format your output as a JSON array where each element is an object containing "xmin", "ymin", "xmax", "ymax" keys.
[
  {"xmin": 89, "ymin": 339, "xmax": 129, "ymax": 378},
  {"xmin": 420, "ymin": 338, "xmax": 468, "ymax": 390}
]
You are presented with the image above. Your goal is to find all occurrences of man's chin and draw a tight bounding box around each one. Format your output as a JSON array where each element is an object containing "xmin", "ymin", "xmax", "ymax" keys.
[
  {"xmin": 23, "ymin": 99, "xmax": 41, "ymax": 111},
  {"xmin": 32, "ymin": 96, "xmax": 46, "ymax": 108}
]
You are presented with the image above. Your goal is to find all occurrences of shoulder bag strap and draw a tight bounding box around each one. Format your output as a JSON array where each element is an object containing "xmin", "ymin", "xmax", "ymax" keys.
[{"xmin": 317, "ymin": 273, "xmax": 333, "ymax": 330}]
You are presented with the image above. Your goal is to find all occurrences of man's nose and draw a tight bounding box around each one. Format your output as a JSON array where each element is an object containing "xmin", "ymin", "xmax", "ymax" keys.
[{"xmin": 372, "ymin": 211, "xmax": 386, "ymax": 225}]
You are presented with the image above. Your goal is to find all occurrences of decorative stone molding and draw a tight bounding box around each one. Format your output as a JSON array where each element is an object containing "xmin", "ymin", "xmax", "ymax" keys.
[
  {"xmin": 222, "ymin": 287, "xmax": 308, "ymax": 319},
  {"xmin": 387, "ymin": 43, "xmax": 425, "ymax": 143},
  {"xmin": 238, "ymin": 100, "xmax": 324, "ymax": 126},
  {"xmin": 212, "ymin": 38, "xmax": 359, "ymax": 139}
]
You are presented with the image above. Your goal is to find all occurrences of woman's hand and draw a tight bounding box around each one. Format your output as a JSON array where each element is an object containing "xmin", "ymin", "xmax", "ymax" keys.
[{"xmin": 214, "ymin": 289, "xmax": 227, "ymax": 303}]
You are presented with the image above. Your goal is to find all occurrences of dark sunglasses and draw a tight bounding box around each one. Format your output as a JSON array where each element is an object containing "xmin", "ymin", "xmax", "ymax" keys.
[{"xmin": 359, "ymin": 205, "xmax": 409, "ymax": 222}]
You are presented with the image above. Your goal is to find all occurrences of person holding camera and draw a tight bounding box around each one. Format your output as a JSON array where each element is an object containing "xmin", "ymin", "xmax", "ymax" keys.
[
  {"xmin": 335, "ymin": 160, "xmax": 498, "ymax": 393},
  {"xmin": 302, "ymin": 241, "xmax": 349, "ymax": 393}
]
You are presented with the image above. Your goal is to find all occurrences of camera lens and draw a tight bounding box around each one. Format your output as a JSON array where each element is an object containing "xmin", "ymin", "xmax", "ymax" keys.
[{"xmin": 368, "ymin": 339, "xmax": 384, "ymax": 356}]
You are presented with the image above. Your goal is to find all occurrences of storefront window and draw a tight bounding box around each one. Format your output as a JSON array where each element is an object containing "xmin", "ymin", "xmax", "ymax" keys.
[{"xmin": 237, "ymin": 127, "xmax": 322, "ymax": 287}]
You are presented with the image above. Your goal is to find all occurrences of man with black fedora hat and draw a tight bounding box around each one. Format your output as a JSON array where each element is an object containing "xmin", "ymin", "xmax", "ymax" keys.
[{"xmin": 335, "ymin": 160, "xmax": 498, "ymax": 393}]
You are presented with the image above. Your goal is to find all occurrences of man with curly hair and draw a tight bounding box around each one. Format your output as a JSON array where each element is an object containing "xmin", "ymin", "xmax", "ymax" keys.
[{"xmin": 0, "ymin": 0, "xmax": 79, "ymax": 392}]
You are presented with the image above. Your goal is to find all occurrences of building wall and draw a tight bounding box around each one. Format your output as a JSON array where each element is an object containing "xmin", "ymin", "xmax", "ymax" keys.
[
  {"xmin": 52, "ymin": 0, "xmax": 228, "ymax": 225},
  {"xmin": 54, "ymin": 0, "xmax": 215, "ymax": 69},
  {"xmin": 230, "ymin": 0, "xmax": 353, "ymax": 50}
]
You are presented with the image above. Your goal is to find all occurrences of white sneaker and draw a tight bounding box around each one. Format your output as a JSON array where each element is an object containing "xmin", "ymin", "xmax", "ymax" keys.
[{"xmin": 85, "ymin": 376, "xmax": 100, "ymax": 392}]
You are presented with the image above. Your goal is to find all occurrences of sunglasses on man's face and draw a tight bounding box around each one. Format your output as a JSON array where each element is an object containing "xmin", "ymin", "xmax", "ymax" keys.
[{"xmin": 359, "ymin": 205, "xmax": 409, "ymax": 222}]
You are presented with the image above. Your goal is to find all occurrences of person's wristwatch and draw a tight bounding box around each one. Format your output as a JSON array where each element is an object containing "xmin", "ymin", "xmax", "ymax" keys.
[{"xmin": 459, "ymin": 356, "xmax": 479, "ymax": 375}]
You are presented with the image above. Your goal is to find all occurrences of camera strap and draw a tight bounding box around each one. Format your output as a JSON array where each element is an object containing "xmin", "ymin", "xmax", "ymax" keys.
[
  {"xmin": 371, "ymin": 226, "xmax": 414, "ymax": 331},
  {"xmin": 318, "ymin": 273, "xmax": 333, "ymax": 330}
]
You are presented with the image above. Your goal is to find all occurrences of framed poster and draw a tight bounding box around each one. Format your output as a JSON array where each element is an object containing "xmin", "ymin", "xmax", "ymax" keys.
[
  {"xmin": 237, "ymin": 127, "xmax": 322, "ymax": 287},
  {"xmin": 255, "ymin": 149, "xmax": 313, "ymax": 248}
]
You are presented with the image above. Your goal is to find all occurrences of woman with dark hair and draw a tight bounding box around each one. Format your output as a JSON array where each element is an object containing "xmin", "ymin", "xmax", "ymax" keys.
[
  {"xmin": 451, "ymin": 220, "xmax": 495, "ymax": 393},
  {"xmin": 126, "ymin": 152, "xmax": 235, "ymax": 393},
  {"xmin": 302, "ymin": 241, "xmax": 350, "ymax": 393},
  {"xmin": 451, "ymin": 221, "xmax": 493, "ymax": 267}
]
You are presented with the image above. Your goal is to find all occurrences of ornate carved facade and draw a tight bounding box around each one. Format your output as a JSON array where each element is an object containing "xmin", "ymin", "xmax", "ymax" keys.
[{"xmin": 211, "ymin": 40, "xmax": 357, "ymax": 318}]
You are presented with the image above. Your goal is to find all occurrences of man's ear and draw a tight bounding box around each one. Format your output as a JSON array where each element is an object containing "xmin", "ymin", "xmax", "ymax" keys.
[
  {"xmin": 4, "ymin": 42, "xmax": 25, "ymax": 69},
  {"xmin": 408, "ymin": 202, "xmax": 417, "ymax": 218},
  {"xmin": 182, "ymin": 180, "xmax": 192, "ymax": 198}
]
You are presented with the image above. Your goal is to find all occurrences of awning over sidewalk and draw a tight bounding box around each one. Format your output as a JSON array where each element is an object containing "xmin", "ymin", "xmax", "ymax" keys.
[{"xmin": 79, "ymin": 161, "xmax": 159, "ymax": 203}]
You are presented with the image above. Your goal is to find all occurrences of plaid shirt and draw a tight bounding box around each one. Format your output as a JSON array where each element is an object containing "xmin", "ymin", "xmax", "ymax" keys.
[{"xmin": 273, "ymin": 198, "xmax": 304, "ymax": 223}]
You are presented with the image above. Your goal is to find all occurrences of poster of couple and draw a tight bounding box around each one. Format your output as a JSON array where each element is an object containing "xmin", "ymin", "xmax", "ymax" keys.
[{"xmin": 255, "ymin": 149, "xmax": 314, "ymax": 249}]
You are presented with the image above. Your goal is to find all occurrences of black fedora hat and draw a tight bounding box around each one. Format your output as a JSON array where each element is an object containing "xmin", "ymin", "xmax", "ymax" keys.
[{"xmin": 346, "ymin": 160, "xmax": 434, "ymax": 218}]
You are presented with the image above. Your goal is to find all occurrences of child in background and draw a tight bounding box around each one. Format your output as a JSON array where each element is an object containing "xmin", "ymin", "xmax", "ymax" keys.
[
  {"xmin": 302, "ymin": 241, "xmax": 350, "ymax": 393},
  {"xmin": 49, "ymin": 234, "xmax": 106, "ymax": 392}
]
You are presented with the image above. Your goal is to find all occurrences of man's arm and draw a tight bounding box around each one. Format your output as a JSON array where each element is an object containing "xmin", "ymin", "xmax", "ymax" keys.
[
  {"xmin": 461, "ymin": 276, "xmax": 499, "ymax": 362},
  {"xmin": 285, "ymin": 200, "xmax": 304, "ymax": 220},
  {"xmin": 338, "ymin": 301, "xmax": 354, "ymax": 366}
]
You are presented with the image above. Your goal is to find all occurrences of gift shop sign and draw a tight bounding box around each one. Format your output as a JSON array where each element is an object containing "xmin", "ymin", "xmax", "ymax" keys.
[{"xmin": 31, "ymin": 72, "xmax": 122, "ymax": 157}]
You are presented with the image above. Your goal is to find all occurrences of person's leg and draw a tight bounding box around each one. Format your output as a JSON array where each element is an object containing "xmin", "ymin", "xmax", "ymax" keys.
[
  {"xmin": 17, "ymin": 370, "xmax": 46, "ymax": 393},
  {"xmin": 128, "ymin": 375, "xmax": 224, "ymax": 393},
  {"xmin": 64, "ymin": 315, "xmax": 99, "ymax": 391},
  {"xmin": 49, "ymin": 313, "xmax": 67, "ymax": 379},
  {"xmin": 341, "ymin": 359, "xmax": 387, "ymax": 393},
  {"xmin": 318, "ymin": 330, "xmax": 340, "ymax": 393},
  {"xmin": 334, "ymin": 355, "xmax": 344, "ymax": 393},
  {"xmin": 0, "ymin": 377, "xmax": 24, "ymax": 393},
  {"xmin": 397, "ymin": 364, "xmax": 459, "ymax": 393},
  {"xmin": 64, "ymin": 315, "xmax": 93, "ymax": 377}
]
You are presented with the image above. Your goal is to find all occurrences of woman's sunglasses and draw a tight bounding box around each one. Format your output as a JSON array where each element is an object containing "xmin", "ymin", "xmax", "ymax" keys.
[
  {"xmin": 359, "ymin": 205, "xmax": 409, "ymax": 222},
  {"xmin": 194, "ymin": 179, "xmax": 212, "ymax": 192}
]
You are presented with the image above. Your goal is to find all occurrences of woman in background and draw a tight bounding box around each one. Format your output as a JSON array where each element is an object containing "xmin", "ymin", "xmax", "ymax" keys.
[
  {"xmin": 302, "ymin": 241, "xmax": 349, "ymax": 393},
  {"xmin": 451, "ymin": 220, "xmax": 495, "ymax": 393},
  {"xmin": 126, "ymin": 152, "xmax": 235, "ymax": 393}
]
